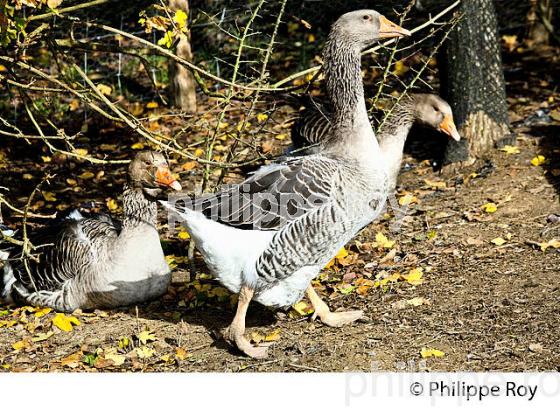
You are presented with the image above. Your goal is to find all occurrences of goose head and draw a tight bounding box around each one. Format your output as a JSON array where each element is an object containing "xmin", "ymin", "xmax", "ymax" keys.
[
  {"xmin": 128, "ymin": 151, "xmax": 182, "ymax": 198},
  {"xmin": 330, "ymin": 10, "xmax": 411, "ymax": 50},
  {"xmin": 412, "ymin": 94, "xmax": 461, "ymax": 141}
]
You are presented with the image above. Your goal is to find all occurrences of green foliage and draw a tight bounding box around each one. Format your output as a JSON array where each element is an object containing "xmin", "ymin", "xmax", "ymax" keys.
[{"xmin": 0, "ymin": 1, "xmax": 64, "ymax": 46}]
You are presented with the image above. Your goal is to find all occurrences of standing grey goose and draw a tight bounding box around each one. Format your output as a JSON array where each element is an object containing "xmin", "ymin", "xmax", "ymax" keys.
[
  {"xmin": 0, "ymin": 151, "xmax": 182, "ymax": 311},
  {"xmin": 290, "ymin": 93, "xmax": 461, "ymax": 192},
  {"xmin": 161, "ymin": 10, "xmax": 410, "ymax": 358}
]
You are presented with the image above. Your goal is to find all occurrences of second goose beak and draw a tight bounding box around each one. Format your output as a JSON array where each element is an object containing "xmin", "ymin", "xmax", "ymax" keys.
[
  {"xmin": 439, "ymin": 115, "xmax": 461, "ymax": 142},
  {"xmin": 378, "ymin": 15, "xmax": 411, "ymax": 39},
  {"xmin": 155, "ymin": 167, "xmax": 182, "ymax": 191}
]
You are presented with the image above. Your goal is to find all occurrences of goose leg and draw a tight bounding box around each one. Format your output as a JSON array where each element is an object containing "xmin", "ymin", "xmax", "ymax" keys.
[
  {"xmin": 306, "ymin": 285, "xmax": 363, "ymax": 327},
  {"xmin": 222, "ymin": 286, "xmax": 269, "ymax": 359}
]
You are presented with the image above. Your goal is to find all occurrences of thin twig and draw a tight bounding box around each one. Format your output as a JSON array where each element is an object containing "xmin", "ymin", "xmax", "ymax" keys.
[{"xmin": 27, "ymin": 0, "xmax": 111, "ymax": 22}]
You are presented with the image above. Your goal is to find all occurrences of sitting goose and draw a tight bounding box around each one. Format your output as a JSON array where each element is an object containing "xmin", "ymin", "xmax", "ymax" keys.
[
  {"xmin": 291, "ymin": 93, "xmax": 461, "ymax": 192},
  {"xmin": 0, "ymin": 151, "xmax": 181, "ymax": 312},
  {"xmin": 162, "ymin": 10, "xmax": 410, "ymax": 358}
]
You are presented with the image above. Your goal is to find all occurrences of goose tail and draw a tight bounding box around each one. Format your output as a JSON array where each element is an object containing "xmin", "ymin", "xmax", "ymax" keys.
[{"xmin": 159, "ymin": 199, "xmax": 198, "ymax": 222}]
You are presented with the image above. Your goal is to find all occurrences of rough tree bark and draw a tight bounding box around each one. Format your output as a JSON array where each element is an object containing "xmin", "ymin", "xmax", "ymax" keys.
[
  {"xmin": 169, "ymin": 0, "xmax": 197, "ymax": 113},
  {"xmin": 440, "ymin": 0, "xmax": 510, "ymax": 166}
]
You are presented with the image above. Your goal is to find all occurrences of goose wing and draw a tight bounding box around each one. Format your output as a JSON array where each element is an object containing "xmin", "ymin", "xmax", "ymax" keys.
[
  {"xmin": 12, "ymin": 215, "xmax": 119, "ymax": 292},
  {"xmin": 182, "ymin": 155, "xmax": 345, "ymax": 231},
  {"xmin": 254, "ymin": 193, "xmax": 351, "ymax": 283},
  {"xmin": 291, "ymin": 98, "xmax": 332, "ymax": 149}
]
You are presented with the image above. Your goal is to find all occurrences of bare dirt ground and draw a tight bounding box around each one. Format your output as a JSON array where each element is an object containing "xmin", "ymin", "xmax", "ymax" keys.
[{"xmin": 0, "ymin": 47, "xmax": 559, "ymax": 373}]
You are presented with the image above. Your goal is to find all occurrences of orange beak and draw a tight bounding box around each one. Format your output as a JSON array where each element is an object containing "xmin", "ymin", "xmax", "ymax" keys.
[
  {"xmin": 155, "ymin": 166, "xmax": 182, "ymax": 191},
  {"xmin": 439, "ymin": 114, "xmax": 461, "ymax": 141},
  {"xmin": 378, "ymin": 15, "xmax": 411, "ymax": 39}
]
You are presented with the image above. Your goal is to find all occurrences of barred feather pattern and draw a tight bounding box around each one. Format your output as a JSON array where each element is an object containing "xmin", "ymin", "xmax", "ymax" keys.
[
  {"xmin": 192, "ymin": 156, "xmax": 340, "ymax": 231},
  {"xmin": 254, "ymin": 159, "xmax": 384, "ymax": 289},
  {"xmin": 3, "ymin": 186, "xmax": 168, "ymax": 311},
  {"xmin": 167, "ymin": 12, "xmax": 390, "ymax": 308},
  {"xmin": 323, "ymin": 35, "xmax": 364, "ymax": 142}
]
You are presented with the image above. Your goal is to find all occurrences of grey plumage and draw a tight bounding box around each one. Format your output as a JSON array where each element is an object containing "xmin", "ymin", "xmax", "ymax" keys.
[
  {"xmin": 0, "ymin": 151, "xmax": 182, "ymax": 311},
  {"xmin": 164, "ymin": 10, "xmax": 398, "ymax": 308},
  {"xmin": 164, "ymin": 9, "xmax": 413, "ymax": 358},
  {"xmin": 290, "ymin": 93, "xmax": 461, "ymax": 192}
]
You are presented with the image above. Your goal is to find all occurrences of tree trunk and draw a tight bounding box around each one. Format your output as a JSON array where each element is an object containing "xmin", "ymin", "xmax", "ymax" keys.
[
  {"xmin": 440, "ymin": 0, "xmax": 510, "ymax": 166},
  {"xmin": 169, "ymin": 0, "xmax": 197, "ymax": 113},
  {"xmin": 527, "ymin": 0, "xmax": 553, "ymax": 45}
]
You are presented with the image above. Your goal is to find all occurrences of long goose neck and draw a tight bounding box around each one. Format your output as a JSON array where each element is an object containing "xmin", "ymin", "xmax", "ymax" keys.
[
  {"xmin": 321, "ymin": 35, "xmax": 378, "ymax": 160},
  {"xmin": 122, "ymin": 185, "xmax": 157, "ymax": 228},
  {"xmin": 323, "ymin": 37, "xmax": 364, "ymax": 127},
  {"xmin": 379, "ymin": 99, "xmax": 416, "ymax": 187}
]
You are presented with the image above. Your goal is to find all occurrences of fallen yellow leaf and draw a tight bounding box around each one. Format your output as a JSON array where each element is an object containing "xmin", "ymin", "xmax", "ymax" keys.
[
  {"xmin": 118, "ymin": 337, "xmax": 130, "ymax": 350},
  {"xmin": 539, "ymin": 238, "xmax": 560, "ymax": 252},
  {"xmin": 34, "ymin": 307, "xmax": 52, "ymax": 318},
  {"xmin": 482, "ymin": 203, "xmax": 498, "ymax": 213},
  {"xmin": 181, "ymin": 161, "xmax": 197, "ymax": 171},
  {"xmin": 256, "ymin": 113, "xmax": 268, "ymax": 123},
  {"xmin": 146, "ymin": 101, "xmax": 159, "ymax": 109},
  {"xmin": 424, "ymin": 179, "xmax": 446, "ymax": 189},
  {"xmin": 104, "ymin": 348, "xmax": 126, "ymax": 366},
  {"xmin": 374, "ymin": 232, "xmax": 395, "ymax": 249},
  {"xmin": 131, "ymin": 142, "xmax": 145, "ymax": 150},
  {"xmin": 106, "ymin": 198, "xmax": 118, "ymax": 211},
  {"xmin": 392, "ymin": 60, "xmax": 409, "ymax": 77},
  {"xmin": 404, "ymin": 268, "xmax": 424, "ymax": 286},
  {"xmin": 78, "ymin": 171, "xmax": 95, "ymax": 180},
  {"xmin": 73, "ymin": 148, "xmax": 88, "ymax": 157},
  {"xmin": 52, "ymin": 313, "xmax": 81, "ymax": 332},
  {"xmin": 68, "ymin": 99, "xmax": 80, "ymax": 111},
  {"xmin": 175, "ymin": 347, "xmax": 190, "ymax": 360},
  {"xmin": 500, "ymin": 145, "xmax": 520, "ymax": 155},
  {"xmin": 491, "ymin": 237, "xmax": 507, "ymax": 246},
  {"xmin": 61, "ymin": 352, "xmax": 83, "ymax": 368},
  {"xmin": 32, "ymin": 331, "xmax": 54, "ymax": 342},
  {"xmin": 264, "ymin": 329, "xmax": 281, "ymax": 342},
  {"xmin": 501, "ymin": 34, "xmax": 518, "ymax": 52},
  {"xmin": 96, "ymin": 84, "xmax": 112, "ymax": 96},
  {"xmin": 324, "ymin": 247, "xmax": 349, "ymax": 268},
  {"xmin": 12, "ymin": 339, "xmax": 32, "ymax": 351},
  {"xmin": 421, "ymin": 347, "xmax": 445, "ymax": 358},
  {"xmin": 135, "ymin": 346, "xmax": 155, "ymax": 359},
  {"xmin": 291, "ymin": 300, "xmax": 314, "ymax": 317},
  {"xmin": 399, "ymin": 193, "xmax": 418, "ymax": 206},
  {"xmin": 47, "ymin": 0, "xmax": 63, "ymax": 9},
  {"xmin": 138, "ymin": 330, "xmax": 156, "ymax": 345},
  {"xmin": 42, "ymin": 191, "xmax": 57, "ymax": 202},
  {"xmin": 531, "ymin": 155, "xmax": 546, "ymax": 166}
]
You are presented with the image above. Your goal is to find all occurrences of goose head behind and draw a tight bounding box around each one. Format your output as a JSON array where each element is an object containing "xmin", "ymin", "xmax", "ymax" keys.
[
  {"xmin": 378, "ymin": 94, "xmax": 461, "ymax": 193},
  {"xmin": 128, "ymin": 151, "xmax": 182, "ymax": 199},
  {"xmin": 412, "ymin": 94, "xmax": 461, "ymax": 142}
]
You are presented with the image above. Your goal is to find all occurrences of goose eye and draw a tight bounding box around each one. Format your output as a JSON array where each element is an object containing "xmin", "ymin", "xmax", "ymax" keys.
[{"xmin": 363, "ymin": 15, "xmax": 371, "ymax": 21}]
